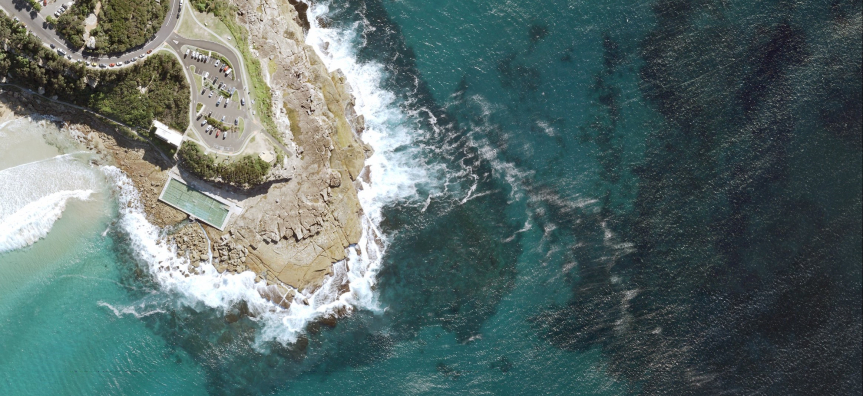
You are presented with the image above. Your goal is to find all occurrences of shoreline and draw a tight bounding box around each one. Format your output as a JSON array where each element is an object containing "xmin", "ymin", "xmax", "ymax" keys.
[
  {"xmin": 0, "ymin": 0, "xmax": 375, "ymax": 334},
  {"xmin": 0, "ymin": 83, "xmax": 359, "ymax": 312}
]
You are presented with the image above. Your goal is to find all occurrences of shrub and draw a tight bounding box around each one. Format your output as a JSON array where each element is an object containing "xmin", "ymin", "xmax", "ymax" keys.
[
  {"xmin": 27, "ymin": 0, "xmax": 42, "ymax": 12},
  {"xmin": 178, "ymin": 141, "xmax": 218, "ymax": 179},
  {"xmin": 105, "ymin": 1, "xmax": 165, "ymax": 52},
  {"xmin": 55, "ymin": 0, "xmax": 96, "ymax": 49},
  {"xmin": 177, "ymin": 141, "xmax": 271, "ymax": 187}
]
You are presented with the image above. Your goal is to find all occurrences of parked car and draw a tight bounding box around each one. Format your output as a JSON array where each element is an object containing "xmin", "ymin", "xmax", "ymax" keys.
[
  {"xmin": 109, "ymin": 63, "xmax": 115, "ymax": 67},
  {"xmin": 146, "ymin": 49, "xmax": 152, "ymax": 54},
  {"xmin": 220, "ymin": 115, "xmax": 226, "ymax": 122},
  {"xmin": 214, "ymin": 60, "xmax": 220, "ymax": 67},
  {"xmin": 234, "ymin": 118, "xmax": 239, "ymax": 125},
  {"xmin": 209, "ymin": 91, "xmax": 214, "ymax": 98},
  {"xmin": 201, "ymin": 120, "xmax": 207, "ymax": 126},
  {"xmin": 240, "ymin": 98, "xmax": 245, "ymax": 106}
]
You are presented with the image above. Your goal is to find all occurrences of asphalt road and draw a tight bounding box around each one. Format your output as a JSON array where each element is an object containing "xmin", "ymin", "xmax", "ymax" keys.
[
  {"xmin": 0, "ymin": 0, "xmax": 181, "ymax": 66},
  {"xmin": 1, "ymin": 0, "xmax": 282, "ymax": 156}
]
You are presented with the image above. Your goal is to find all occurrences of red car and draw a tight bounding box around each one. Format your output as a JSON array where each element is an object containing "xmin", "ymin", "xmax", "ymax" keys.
[
  {"xmin": 109, "ymin": 63, "xmax": 115, "ymax": 67},
  {"xmin": 215, "ymin": 130, "xmax": 220, "ymax": 138},
  {"xmin": 146, "ymin": 49, "xmax": 153, "ymax": 54}
]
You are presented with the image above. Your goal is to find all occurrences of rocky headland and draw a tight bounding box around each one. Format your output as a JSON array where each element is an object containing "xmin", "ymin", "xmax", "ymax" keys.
[
  {"xmin": 0, "ymin": 0, "xmax": 370, "ymax": 304},
  {"xmin": 206, "ymin": 0, "xmax": 371, "ymax": 293}
]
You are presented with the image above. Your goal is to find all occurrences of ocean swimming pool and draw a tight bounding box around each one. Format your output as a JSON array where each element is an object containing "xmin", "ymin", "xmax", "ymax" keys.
[{"xmin": 158, "ymin": 178, "xmax": 230, "ymax": 229}]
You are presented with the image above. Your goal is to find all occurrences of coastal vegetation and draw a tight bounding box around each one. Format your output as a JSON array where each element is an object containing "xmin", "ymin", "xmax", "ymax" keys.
[
  {"xmin": 56, "ymin": 0, "xmax": 168, "ymax": 53},
  {"xmin": 1, "ymin": 14, "xmax": 190, "ymax": 131},
  {"xmin": 55, "ymin": 0, "xmax": 96, "ymax": 49},
  {"xmin": 177, "ymin": 141, "xmax": 271, "ymax": 187},
  {"xmin": 26, "ymin": 0, "xmax": 41, "ymax": 12},
  {"xmin": 191, "ymin": 0, "xmax": 281, "ymax": 143}
]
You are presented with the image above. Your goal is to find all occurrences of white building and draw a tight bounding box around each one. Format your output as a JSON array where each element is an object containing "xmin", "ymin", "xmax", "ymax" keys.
[{"xmin": 152, "ymin": 120, "xmax": 183, "ymax": 147}]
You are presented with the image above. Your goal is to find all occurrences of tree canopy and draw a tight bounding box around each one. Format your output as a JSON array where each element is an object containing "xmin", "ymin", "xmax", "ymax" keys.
[{"xmin": 1, "ymin": 15, "xmax": 189, "ymax": 131}]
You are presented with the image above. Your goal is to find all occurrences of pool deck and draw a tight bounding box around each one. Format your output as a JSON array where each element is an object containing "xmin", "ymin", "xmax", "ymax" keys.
[{"xmin": 157, "ymin": 170, "xmax": 243, "ymax": 230}]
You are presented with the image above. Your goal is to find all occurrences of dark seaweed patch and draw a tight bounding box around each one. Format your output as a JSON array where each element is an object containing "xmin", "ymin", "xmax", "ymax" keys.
[{"xmin": 534, "ymin": 0, "xmax": 862, "ymax": 394}]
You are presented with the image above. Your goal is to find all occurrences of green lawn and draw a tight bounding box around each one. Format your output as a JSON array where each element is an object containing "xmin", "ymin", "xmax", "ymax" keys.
[
  {"xmin": 191, "ymin": 7, "xmax": 233, "ymax": 40},
  {"xmin": 177, "ymin": 4, "xmax": 221, "ymax": 42}
]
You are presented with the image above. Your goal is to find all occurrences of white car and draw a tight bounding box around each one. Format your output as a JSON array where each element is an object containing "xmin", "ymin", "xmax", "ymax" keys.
[{"xmin": 201, "ymin": 120, "xmax": 207, "ymax": 126}]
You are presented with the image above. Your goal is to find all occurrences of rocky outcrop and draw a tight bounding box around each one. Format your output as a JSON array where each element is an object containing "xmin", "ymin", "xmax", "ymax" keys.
[
  {"xmin": 211, "ymin": 0, "xmax": 371, "ymax": 291},
  {"xmin": 0, "ymin": 89, "xmax": 186, "ymax": 228},
  {"xmin": 0, "ymin": 0, "xmax": 371, "ymax": 298},
  {"xmin": 171, "ymin": 224, "xmax": 212, "ymax": 266},
  {"xmin": 81, "ymin": 128, "xmax": 187, "ymax": 227}
]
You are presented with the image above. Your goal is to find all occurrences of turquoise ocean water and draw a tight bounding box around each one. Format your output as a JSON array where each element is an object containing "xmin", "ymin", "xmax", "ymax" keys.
[{"xmin": 1, "ymin": 0, "xmax": 861, "ymax": 394}]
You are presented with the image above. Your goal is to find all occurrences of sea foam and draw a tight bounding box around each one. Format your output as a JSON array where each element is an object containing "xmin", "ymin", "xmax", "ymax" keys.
[
  {"xmin": 0, "ymin": 153, "xmax": 101, "ymax": 253},
  {"xmin": 101, "ymin": 2, "xmax": 444, "ymax": 345},
  {"xmin": 0, "ymin": 189, "xmax": 93, "ymax": 253}
]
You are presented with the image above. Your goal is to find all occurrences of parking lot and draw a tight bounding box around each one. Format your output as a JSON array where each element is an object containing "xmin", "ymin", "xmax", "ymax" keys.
[{"xmin": 172, "ymin": 40, "xmax": 253, "ymax": 153}]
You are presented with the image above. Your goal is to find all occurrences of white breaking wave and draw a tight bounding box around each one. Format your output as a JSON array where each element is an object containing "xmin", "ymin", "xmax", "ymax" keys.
[
  {"xmin": 304, "ymin": 2, "xmax": 457, "ymax": 315},
  {"xmin": 99, "ymin": 2, "xmax": 452, "ymax": 345},
  {"xmin": 98, "ymin": 301, "xmax": 167, "ymax": 319},
  {"xmin": 0, "ymin": 153, "xmax": 102, "ymax": 253},
  {"xmin": 0, "ymin": 189, "xmax": 93, "ymax": 253},
  {"xmin": 103, "ymin": 166, "xmax": 371, "ymax": 345}
]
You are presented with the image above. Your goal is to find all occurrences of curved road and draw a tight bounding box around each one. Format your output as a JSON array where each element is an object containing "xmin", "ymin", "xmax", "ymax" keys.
[
  {"xmin": 0, "ymin": 0, "xmax": 181, "ymax": 66},
  {"xmin": 167, "ymin": 33, "xmax": 291, "ymax": 156},
  {"xmin": 1, "ymin": 0, "xmax": 284, "ymax": 156}
]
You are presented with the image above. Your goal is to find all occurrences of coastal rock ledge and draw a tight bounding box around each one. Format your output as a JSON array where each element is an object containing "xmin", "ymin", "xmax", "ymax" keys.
[
  {"xmin": 0, "ymin": 0, "xmax": 371, "ymax": 304},
  {"xmin": 216, "ymin": 0, "xmax": 371, "ymax": 292}
]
